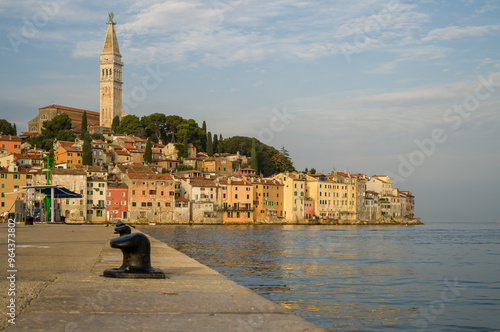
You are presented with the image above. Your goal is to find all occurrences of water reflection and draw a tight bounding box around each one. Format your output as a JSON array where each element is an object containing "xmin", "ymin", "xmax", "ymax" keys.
[{"xmin": 139, "ymin": 225, "xmax": 422, "ymax": 331}]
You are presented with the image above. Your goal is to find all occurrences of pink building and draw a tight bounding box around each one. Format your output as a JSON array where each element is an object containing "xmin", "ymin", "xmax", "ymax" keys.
[
  {"xmin": 107, "ymin": 183, "xmax": 128, "ymax": 220},
  {"xmin": 304, "ymin": 200, "xmax": 315, "ymax": 220}
]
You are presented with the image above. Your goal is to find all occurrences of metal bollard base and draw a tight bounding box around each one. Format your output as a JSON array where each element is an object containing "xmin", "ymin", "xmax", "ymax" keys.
[{"xmin": 103, "ymin": 268, "xmax": 166, "ymax": 279}]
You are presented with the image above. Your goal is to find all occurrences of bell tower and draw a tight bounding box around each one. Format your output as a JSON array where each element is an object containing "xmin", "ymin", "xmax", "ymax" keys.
[{"xmin": 99, "ymin": 12, "xmax": 123, "ymax": 128}]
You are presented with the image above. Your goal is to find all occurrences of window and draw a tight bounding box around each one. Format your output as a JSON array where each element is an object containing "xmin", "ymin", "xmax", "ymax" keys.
[
  {"xmin": 147, "ymin": 202, "xmax": 153, "ymax": 207},
  {"xmin": 121, "ymin": 192, "xmax": 125, "ymax": 197},
  {"xmin": 107, "ymin": 192, "xmax": 111, "ymax": 197},
  {"xmin": 141, "ymin": 202, "xmax": 146, "ymax": 207},
  {"xmin": 246, "ymin": 194, "xmax": 250, "ymax": 199},
  {"xmin": 132, "ymin": 202, "xmax": 136, "ymax": 207},
  {"xmin": 1, "ymin": 184, "xmax": 3, "ymax": 188},
  {"xmin": 107, "ymin": 201, "xmax": 111, "ymax": 205},
  {"xmin": 235, "ymin": 194, "xmax": 238, "ymax": 199},
  {"xmin": 121, "ymin": 201, "xmax": 126, "ymax": 205},
  {"xmin": 165, "ymin": 202, "xmax": 170, "ymax": 207}
]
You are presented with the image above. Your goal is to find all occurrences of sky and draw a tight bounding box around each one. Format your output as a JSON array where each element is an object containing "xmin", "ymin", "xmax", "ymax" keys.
[{"xmin": 0, "ymin": 0, "xmax": 499, "ymax": 223}]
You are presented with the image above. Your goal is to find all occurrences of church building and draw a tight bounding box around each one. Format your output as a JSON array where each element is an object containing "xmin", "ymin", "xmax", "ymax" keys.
[{"xmin": 27, "ymin": 14, "xmax": 124, "ymax": 133}]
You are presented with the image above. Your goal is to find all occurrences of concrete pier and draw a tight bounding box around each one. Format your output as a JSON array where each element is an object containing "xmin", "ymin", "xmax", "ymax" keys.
[{"xmin": 1, "ymin": 224, "xmax": 322, "ymax": 331}]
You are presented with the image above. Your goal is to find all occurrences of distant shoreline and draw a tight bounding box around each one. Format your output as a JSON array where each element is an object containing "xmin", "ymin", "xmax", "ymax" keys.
[{"xmin": 11, "ymin": 217, "xmax": 423, "ymax": 226}]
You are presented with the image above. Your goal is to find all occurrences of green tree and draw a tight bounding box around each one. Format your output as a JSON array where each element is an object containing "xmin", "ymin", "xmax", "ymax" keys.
[
  {"xmin": 116, "ymin": 115, "xmax": 142, "ymax": 134},
  {"xmin": 221, "ymin": 136, "xmax": 280, "ymax": 176},
  {"xmin": 175, "ymin": 119, "xmax": 204, "ymax": 150},
  {"xmin": 141, "ymin": 113, "xmax": 167, "ymax": 142},
  {"xmin": 217, "ymin": 134, "xmax": 223, "ymax": 153},
  {"xmin": 213, "ymin": 134, "xmax": 218, "ymax": 154},
  {"xmin": 310, "ymin": 168, "xmax": 317, "ymax": 174},
  {"xmin": 29, "ymin": 114, "xmax": 76, "ymax": 151},
  {"xmin": 271, "ymin": 146, "xmax": 295, "ymax": 173},
  {"xmin": 182, "ymin": 132, "xmax": 188, "ymax": 158},
  {"xmin": 41, "ymin": 114, "xmax": 73, "ymax": 139},
  {"xmin": 13, "ymin": 124, "xmax": 17, "ymax": 136},
  {"xmin": 0, "ymin": 119, "xmax": 16, "ymax": 135},
  {"xmin": 111, "ymin": 115, "xmax": 120, "ymax": 132},
  {"xmin": 80, "ymin": 111, "xmax": 87, "ymax": 139},
  {"xmin": 206, "ymin": 132, "xmax": 213, "ymax": 156},
  {"xmin": 144, "ymin": 138, "xmax": 152, "ymax": 164},
  {"xmin": 201, "ymin": 121, "xmax": 207, "ymax": 151},
  {"xmin": 250, "ymin": 138, "xmax": 258, "ymax": 172},
  {"xmin": 82, "ymin": 132, "xmax": 92, "ymax": 166},
  {"xmin": 165, "ymin": 115, "xmax": 183, "ymax": 142}
]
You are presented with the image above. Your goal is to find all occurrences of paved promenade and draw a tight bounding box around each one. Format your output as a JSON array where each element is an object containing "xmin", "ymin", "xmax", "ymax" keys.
[{"xmin": 1, "ymin": 224, "xmax": 322, "ymax": 331}]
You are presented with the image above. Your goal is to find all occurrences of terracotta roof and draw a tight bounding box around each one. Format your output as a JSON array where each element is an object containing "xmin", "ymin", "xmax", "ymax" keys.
[
  {"xmin": 184, "ymin": 179, "xmax": 217, "ymax": 187},
  {"xmin": 40, "ymin": 104, "xmax": 99, "ymax": 117},
  {"xmin": 0, "ymin": 135, "xmax": 21, "ymax": 142},
  {"xmin": 52, "ymin": 168, "xmax": 87, "ymax": 175},
  {"xmin": 67, "ymin": 115, "xmax": 99, "ymax": 125},
  {"xmin": 114, "ymin": 150, "xmax": 130, "ymax": 156},
  {"xmin": 175, "ymin": 197, "xmax": 190, "ymax": 201},
  {"xmin": 126, "ymin": 174, "xmax": 173, "ymax": 181},
  {"xmin": 92, "ymin": 140, "xmax": 106, "ymax": 144},
  {"xmin": 219, "ymin": 180, "xmax": 251, "ymax": 186}
]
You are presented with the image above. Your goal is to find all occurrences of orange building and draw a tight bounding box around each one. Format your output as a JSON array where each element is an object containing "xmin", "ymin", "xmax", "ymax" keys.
[
  {"xmin": 0, "ymin": 135, "xmax": 21, "ymax": 155},
  {"xmin": 54, "ymin": 141, "xmax": 82, "ymax": 167},
  {"xmin": 220, "ymin": 179, "xmax": 254, "ymax": 223},
  {"xmin": 125, "ymin": 173, "xmax": 175, "ymax": 223},
  {"xmin": 253, "ymin": 179, "xmax": 284, "ymax": 220}
]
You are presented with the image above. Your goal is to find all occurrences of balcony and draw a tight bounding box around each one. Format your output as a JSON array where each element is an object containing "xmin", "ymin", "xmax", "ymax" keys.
[
  {"xmin": 92, "ymin": 204, "xmax": 105, "ymax": 209},
  {"xmin": 218, "ymin": 205, "xmax": 255, "ymax": 212}
]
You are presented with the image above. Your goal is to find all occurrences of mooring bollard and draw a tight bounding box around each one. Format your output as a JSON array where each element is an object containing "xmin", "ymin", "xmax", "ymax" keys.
[{"xmin": 103, "ymin": 221, "xmax": 166, "ymax": 279}]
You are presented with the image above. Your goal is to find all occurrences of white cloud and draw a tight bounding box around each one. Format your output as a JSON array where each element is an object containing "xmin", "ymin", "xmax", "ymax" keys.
[
  {"xmin": 352, "ymin": 72, "xmax": 500, "ymax": 104},
  {"xmin": 422, "ymin": 25, "xmax": 500, "ymax": 42}
]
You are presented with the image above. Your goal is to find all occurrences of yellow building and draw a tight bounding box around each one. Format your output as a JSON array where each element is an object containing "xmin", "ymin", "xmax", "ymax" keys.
[
  {"xmin": 253, "ymin": 179, "xmax": 284, "ymax": 220},
  {"xmin": 273, "ymin": 172, "xmax": 305, "ymax": 223},
  {"xmin": 0, "ymin": 165, "xmax": 27, "ymax": 219}
]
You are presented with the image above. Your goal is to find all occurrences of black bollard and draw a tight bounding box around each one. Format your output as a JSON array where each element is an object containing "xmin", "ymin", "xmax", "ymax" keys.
[
  {"xmin": 103, "ymin": 222, "xmax": 165, "ymax": 279},
  {"xmin": 114, "ymin": 221, "xmax": 133, "ymax": 236}
]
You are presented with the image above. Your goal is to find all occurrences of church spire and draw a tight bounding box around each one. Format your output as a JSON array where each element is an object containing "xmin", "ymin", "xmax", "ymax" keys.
[
  {"xmin": 102, "ymin": 12, "xmax": 120, "ymax": 55},
  {"xmin": 99, "ymin": 12, "xmax": 123, "ymax": 129}
]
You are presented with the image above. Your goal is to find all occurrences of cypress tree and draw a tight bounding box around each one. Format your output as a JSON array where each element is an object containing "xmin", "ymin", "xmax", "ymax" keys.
[
  {"xmin": 144, "ymin": 138, "xmax": 152, "ymax": 164},
  {"xmin": 183, "ymin": 132, "xmax": 188, "ymax": 158},
  {"xmin": 201, "ymin": 121, "xmax": 207, "ymax": 151},
  {"xmin": 217, "ymin": 134, "xmax": 223, "ymax": 153},
  {"xmin": 250, "ymin": 138, "xmax": 258, "ymax": 172},
  {"xmin": 13, "ymin": 123, "xmax": 17, "ymax": 136},
  {"xmin": 82, "ymin": 132, "xmax": 92, "ymax": 166},
  {"xmin": 111, "ymin": 115, "xmax": 120, "ymax": 132},
  {"xmin": 207, "ymin": 132, "xmax": 213, "ymax": 156},
  {"xmin": 213, "ymin": 134, "xmax": 218, "ymax": 154},
  {"xmin": 80, "ymin": 111, "xmax": 88, "ymax": 139}
]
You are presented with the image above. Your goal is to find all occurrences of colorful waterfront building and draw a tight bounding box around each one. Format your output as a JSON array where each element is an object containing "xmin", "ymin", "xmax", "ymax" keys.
[
  {"xmin": 106, "ymin": 183, "xmax": 128, "ymax": 221},
  {"xmin": 252, "ymin": 179, "xmax": 284, "ymax": 220},
  {"xmin": 272, "ymin": 172, "xmax": 305, "ymax": 223},
  {"xmin": 219, "ymin": 179, "xmax": 254, "ymax": 223},
  {"xmin": 125, "ymin": 173, "xmax": 175, "ymax": 223}
]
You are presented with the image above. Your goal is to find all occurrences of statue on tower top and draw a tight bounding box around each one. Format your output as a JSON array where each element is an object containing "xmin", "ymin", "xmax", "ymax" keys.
[{"xmin": 108, "ymin": 11, "xmax": 114, "ymax": 23}]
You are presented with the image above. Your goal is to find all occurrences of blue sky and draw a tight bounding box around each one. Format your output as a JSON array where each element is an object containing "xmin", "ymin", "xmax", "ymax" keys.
[{"xmin": 1, "ymin": 0, "xmax": 499, "ymax": 223}]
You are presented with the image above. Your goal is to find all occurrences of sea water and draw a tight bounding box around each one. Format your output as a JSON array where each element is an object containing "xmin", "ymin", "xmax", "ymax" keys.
[{"xmin": 139, "ymin": 221, "xmax": 500, "ymax": 331}]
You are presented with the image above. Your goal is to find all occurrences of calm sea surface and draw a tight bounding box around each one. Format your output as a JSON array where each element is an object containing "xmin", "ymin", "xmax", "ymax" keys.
[{"xmin": 138, "ymin": 222, "xmax": 500, "ymax": 331}]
